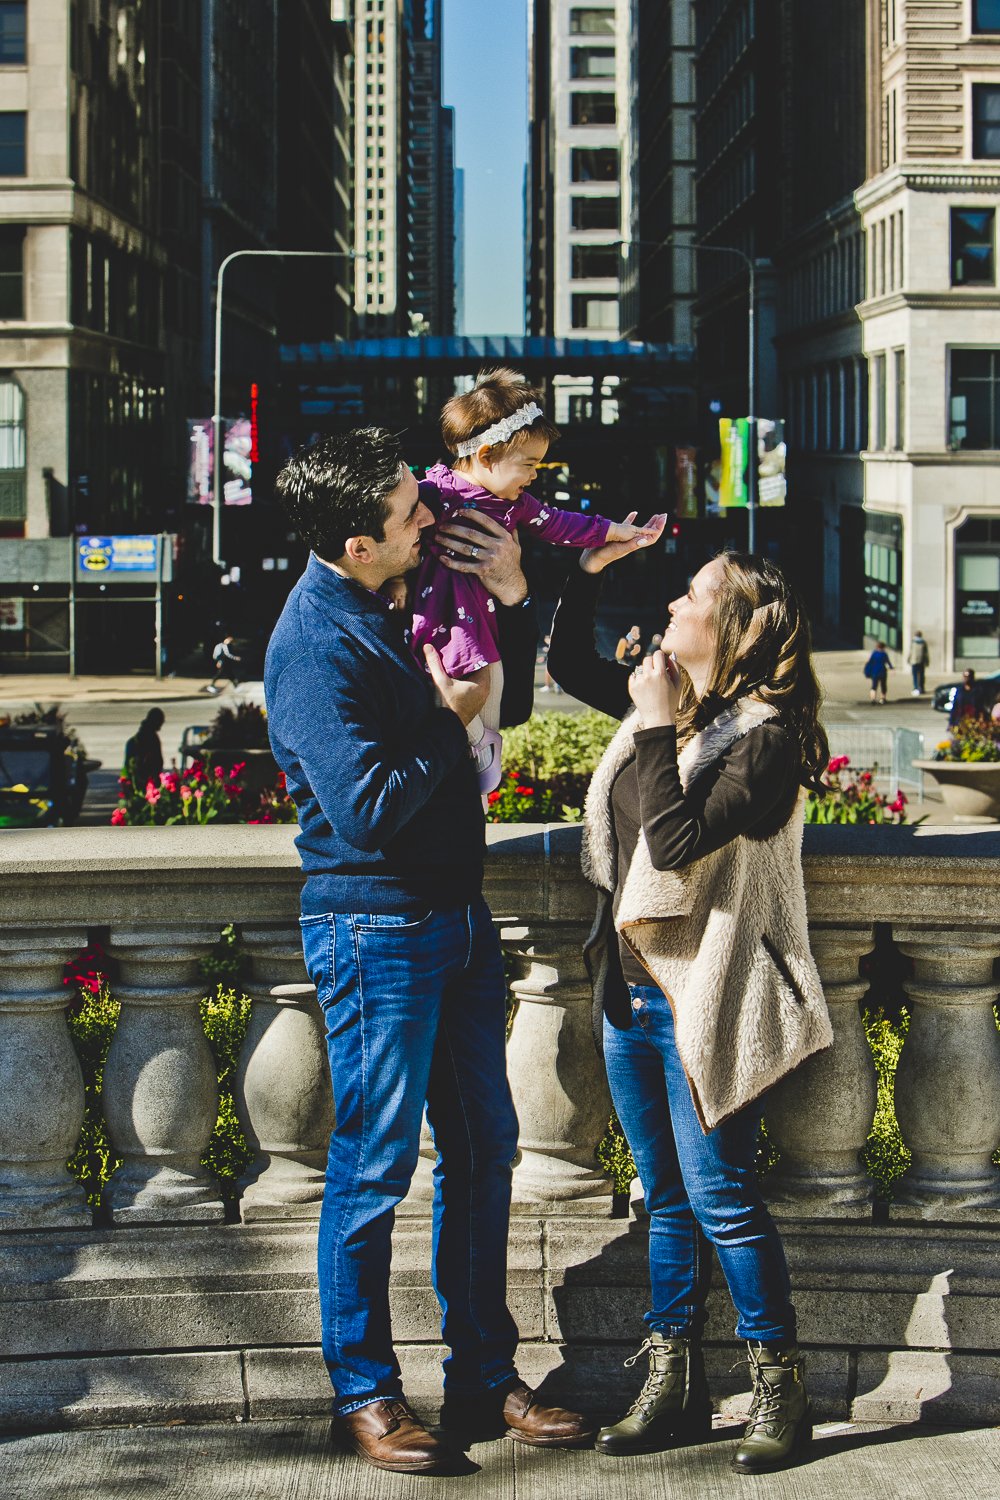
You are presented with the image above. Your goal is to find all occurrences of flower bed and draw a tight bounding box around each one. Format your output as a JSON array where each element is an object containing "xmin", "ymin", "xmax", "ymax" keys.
[
  {"xmin": 112, "ymin": 760, "xmax": 296, "ymax": 826},
  {"xmin": 805, "ymin": 754, "xmax": 915, "ymax": 825}
]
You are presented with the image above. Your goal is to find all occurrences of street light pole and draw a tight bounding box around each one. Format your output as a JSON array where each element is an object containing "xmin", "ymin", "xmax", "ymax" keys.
[
  {"xmin": 212, "ymin": 248, "xmax": 361, "ymax": 569},
  {"xmin": 622, "ymin": 237, "xmax": 758, "ymax": 551}
]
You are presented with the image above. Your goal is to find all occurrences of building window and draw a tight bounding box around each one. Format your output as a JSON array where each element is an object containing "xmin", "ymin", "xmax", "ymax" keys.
[
  {"xmin": 569, "ymin": 8, "xmax": 615, "ymax": 36},
  {"xmin": 863, "ymin": 514, "xmax": 903, "ymax": 650},
  {"xmin": 571, "ymin": 293, "xmax": 619, "ymax": 330},
  {"xmin": 972, "ymin": 0, "xmax": 1000, "ymax": 32},
  {"xmin": 951, "ymin": 207, "xmax": 995, "ymax": 284},
  {"xmin": 571, "ymin": 244, "xmax": 619, "ymax": 279},
  {"xmin": 570, "ymin": 46, "xmax": 615, "ymax": 78},
  {"xmin": 571, "ymin": 91, "xmax": 616, "ymax": 126},
  {"xmin": 972, "ymin": 84, "xmax": 1000, "ymax": 157},
  {"xmin": 0, "ymin": 2, "xmax": 25, "ymax": 64},
  {"xmin": 0, "ymin": 224, "xmax": 23, "ymax": 317},
  {"xmin": 870, "ymin": 352, "xmax": 887, "ymax": 449},
  {"xmin": 571, "ymin": 195, "xmax": 619, "ymax": 230},
  {"xmin": 892, "ymin": 349, "xmax": 906, "ymax": 451},
  {"xmin": 0, "ymin": 375, "xmax": 25, "ymax": 471},
  {"xmin": 0, "ymin": 110, "xmax": 24, "ymax": 174},
  {"xmin": 950, "ymin": 349, "xmax": 1000, "ymax": 448},
  {"xmin": 571, "ymin": 147, "xmax": 618, "ymax": 183}
]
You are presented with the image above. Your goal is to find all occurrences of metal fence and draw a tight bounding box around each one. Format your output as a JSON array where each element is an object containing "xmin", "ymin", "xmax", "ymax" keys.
[{"xmin": 823, "ymin": 723, "xmax": 925, "ymax": 800}]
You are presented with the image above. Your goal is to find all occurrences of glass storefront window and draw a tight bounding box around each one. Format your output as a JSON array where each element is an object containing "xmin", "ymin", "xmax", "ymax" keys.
[
  {"xmin": 863, "ymin": 515, "xmax": 903, "ymax": 649},
  {"xmin": 955, "ymin": 519, "xmax": 1000, "ymax": 658}
]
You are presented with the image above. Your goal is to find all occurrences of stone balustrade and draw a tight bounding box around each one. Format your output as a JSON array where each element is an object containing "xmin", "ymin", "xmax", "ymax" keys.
[{"xmin": 2, "ymin": 821, "xmax": 1000, "ymax": 1430}]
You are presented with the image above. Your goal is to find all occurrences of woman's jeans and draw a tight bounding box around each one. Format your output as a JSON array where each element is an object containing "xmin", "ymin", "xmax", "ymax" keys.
[
  {"xmin": 300, "ymin": 897, "xmax": 520, "ymax": 1414},
  {"xmin": 603, "ymin": 983, "xmax": 796, "ymax": 1346}
]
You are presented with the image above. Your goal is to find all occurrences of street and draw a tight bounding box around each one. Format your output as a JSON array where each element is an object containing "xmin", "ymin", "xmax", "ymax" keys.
[{"xmin": 0, "ymin": 640, "xmax": 958, "ymax": 827}]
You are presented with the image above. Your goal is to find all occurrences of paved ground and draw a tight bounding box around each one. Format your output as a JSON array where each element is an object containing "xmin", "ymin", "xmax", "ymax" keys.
[{"xmin": 1, "ymin": 1417, "xmax": 998, "ymax": 1500}]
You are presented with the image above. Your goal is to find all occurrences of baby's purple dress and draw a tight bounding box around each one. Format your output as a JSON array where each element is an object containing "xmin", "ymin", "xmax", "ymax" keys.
[{"xmin": 411, "ymin": 463, "xmax": 613, "ymax": 677}]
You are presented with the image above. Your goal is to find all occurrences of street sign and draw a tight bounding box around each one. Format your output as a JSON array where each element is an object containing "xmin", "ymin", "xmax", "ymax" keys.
[{"xmin": 76, "ymin": 535, "xmax": 168, "ymax": 581}]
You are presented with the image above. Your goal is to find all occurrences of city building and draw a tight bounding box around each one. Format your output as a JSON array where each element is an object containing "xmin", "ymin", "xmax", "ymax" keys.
[
  {"xmin": 527, "ymin": 0, "xmax": 634, "ymax": 421},
  {"xmin": 772, "ymin": 0, "xmax": 868, "ymax": 629},
  {"xmin": 0, "ymin": 0, "xmax": 166, "ymax": 547},
  {"xmin": 354, "ymin": 0, "xmax": 405, "ymax": 328},
  {"xmin": 276, "ymin": 0, "xmax": 355, "ymax": 348},
  {"xmin": 621, "ymin": 0, "xmax": 696, "ymax": 349},
  {"xmin": 857, "ymin": 0, "xmax": 1000, "ymax": 668},
  {"xmin": 406, "ymin": 0, "xmax": 456, "ymax": 336}
]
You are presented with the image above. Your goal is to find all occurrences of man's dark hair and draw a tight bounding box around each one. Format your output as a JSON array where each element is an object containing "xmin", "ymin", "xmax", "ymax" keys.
[{"xmin": 275, "ymin": 427, "xmax": 405, "ymax": 562}]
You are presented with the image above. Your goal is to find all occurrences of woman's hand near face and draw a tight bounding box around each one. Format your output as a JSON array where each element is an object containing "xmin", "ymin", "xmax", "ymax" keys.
[
  {"xmin": 580, "ymin": 512, "xmax": 668, "ymax": 575},
  {"xmin": 628, "ymin": 648, "xmax": 681, "ymax": 728}
]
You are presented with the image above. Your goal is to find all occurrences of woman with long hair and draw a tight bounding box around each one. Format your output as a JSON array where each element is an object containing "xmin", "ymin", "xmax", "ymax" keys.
[{"xmin": 547, "ymin": 524, "xmax": 832, "ymax": 1475}]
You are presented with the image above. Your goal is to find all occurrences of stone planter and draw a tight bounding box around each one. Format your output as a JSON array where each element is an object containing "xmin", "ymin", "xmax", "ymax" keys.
[{"xmin": 913, "ymin": 759, "xmax": 1000, "ymax": 822}]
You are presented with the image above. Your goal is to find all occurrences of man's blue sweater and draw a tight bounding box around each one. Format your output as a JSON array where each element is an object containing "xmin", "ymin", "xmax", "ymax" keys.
[{"xmin": 264, "ymin": 554, "xmax": 483, "ymax": 915}]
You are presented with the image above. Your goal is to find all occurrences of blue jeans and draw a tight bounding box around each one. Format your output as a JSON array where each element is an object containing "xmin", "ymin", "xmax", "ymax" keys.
[
  {"xmin": 300, "ymin": 897, "xmax": 520, "ymax": 1414},
  {"xmin": 603, "ymin": 983, "xmax": 796, "ymax": 1346}
]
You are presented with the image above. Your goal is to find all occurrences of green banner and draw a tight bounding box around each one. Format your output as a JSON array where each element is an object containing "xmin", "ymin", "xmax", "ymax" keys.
[{"xmin": 718, "ymin": 417, "xmax": 749, "ymax": 508}]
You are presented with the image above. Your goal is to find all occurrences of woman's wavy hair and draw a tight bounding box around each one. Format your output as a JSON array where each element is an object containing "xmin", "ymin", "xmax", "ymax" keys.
[{"xmin": 675, "ymin": 551, "xmax": 829, "ymax": 785}]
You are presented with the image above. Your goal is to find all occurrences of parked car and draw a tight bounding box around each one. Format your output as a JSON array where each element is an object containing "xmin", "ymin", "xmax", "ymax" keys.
[{"xmin": 933, "ymin": 670, "xmax": 1000, "ymax": 714}]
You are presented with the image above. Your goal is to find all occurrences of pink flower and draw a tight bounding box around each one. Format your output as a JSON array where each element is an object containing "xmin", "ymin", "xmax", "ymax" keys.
[
  {"xmin": 229, "ymin": 761, "xmax": 246, "ymax": 779},
  {"xmin": 160, "ymin": 771, "xmax": 179, "ymax": 794},
  {"xmin": 110, "ymin": 807, "xmax": 127, "ymax": 825},
  {"xmin": 827, "ymin": 754, "xmax": 850, "ymax": 774},
  {"xmin": 214, "ymin": 765, "xmax": 225, "ymax": 780},
  {"xmin": 180, "ymin": 785, "xmax": 193, "ymax": 802},
  {"xmin": 145, "ymin": 786, "xmax": 161, "ymax": 805},
  {"xmin": 194, "ymin": 787, "xmax": 205, "ymax": 799}
]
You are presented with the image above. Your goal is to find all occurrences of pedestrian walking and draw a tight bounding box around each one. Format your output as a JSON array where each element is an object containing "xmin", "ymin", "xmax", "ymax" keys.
[
  {"xmin": 548, "ymin": 537, "xmax": 832, "ymax": 1475},
  {"xmin": 207, "ymin": 635, "xmax": 242, "ymax": 693},
  {"xmin": 122, "ymin": 707, "xmax": 164, "ymax": 793},
  {"xmin": 907, "ymin": 630, "xmax": 929, "ymax": 695},
  {"xmin": 863, "ymin": 641, "xmax": 892, "ymax": 704},
  {"xmin": 265, "ymin": 426, "xmax": 593, "ymax": 1475}
]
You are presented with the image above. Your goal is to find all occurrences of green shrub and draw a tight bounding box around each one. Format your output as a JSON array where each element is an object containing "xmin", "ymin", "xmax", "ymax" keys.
[{"xmin": 489, "ymin": 710, "xmax": 617, "ymax": 823}]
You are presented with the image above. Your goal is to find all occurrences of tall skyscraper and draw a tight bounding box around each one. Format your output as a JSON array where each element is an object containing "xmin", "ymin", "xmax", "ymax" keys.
[
  {"xmin": 354, "ymin": 0, "xmax": 404, "ymax": 325},
  {"xmin": 621, "ymin": 0, "xmax": 696, "ymax": 347},
  {"xmin": 353, "ymin": 0, "xmax": 454, "ymax": 335},
  {"xmin": 527, "ymin": 0, "xmax": 633, "ymax": 421}
]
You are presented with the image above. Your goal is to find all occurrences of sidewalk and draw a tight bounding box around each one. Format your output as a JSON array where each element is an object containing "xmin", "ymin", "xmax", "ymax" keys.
[
  {"xmin": 1, "ymin": 1417, "xmax": 997, "ymax": 1500},
  {"xmin": 0, "ymin": 674, "xmax": 215, "ymax": 706}
]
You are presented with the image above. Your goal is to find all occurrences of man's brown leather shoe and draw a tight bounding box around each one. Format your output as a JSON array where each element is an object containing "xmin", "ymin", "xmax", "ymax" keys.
[
  {"xmin": 339, "ymin": 1398, "xmax": 452, "ymax": 1473},
  {"xmin": 500, "ymin": 1381, "xmax": 596, "ymax": 1448}
]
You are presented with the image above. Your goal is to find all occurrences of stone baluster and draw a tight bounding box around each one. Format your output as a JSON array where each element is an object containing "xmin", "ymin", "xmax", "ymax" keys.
[
  {"xmin": 235, "ymin": 925, "xmax": 334, "ymax": 1219},
  {"xmin": 765, "ymin": 924, "xmax": 877, "ymax": 1218},
  {"xmin": 502, "ymin": 921, "xmax": 613, "ymax": 1212},
  {"xmin": 891, "ymin": 928, "xmax": 1000, "ymax": 1218},
  {"xmin": 0, "ymin": 928, "xmax": 91, "ymax": 1231},
  {"xmin": 102, "ymin": 927, "xmax": 225, "ymax": 1224}
]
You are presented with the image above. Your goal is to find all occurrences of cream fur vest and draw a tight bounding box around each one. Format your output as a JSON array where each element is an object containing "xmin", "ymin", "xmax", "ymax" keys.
[{"xmin": 582, "ymin": 698, "xmax": 832, "ymax": 1132}]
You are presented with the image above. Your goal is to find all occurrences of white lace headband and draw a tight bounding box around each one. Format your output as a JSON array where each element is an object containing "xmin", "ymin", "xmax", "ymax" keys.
[{"xmin": 455, "ymin": 401, "xmax": 544, "ymax": 458}]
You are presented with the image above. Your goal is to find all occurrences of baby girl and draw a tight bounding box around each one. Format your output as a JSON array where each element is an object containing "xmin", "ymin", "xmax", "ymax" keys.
[{"xmin": 401, "ymin": 367, "xmax": 658, "ymax": 793}]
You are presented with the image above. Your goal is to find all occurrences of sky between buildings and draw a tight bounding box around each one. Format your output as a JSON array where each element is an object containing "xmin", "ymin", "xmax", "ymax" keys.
[{"xmin": 443, "ymin": 0, "xmax": 528, "ymax": 336}]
